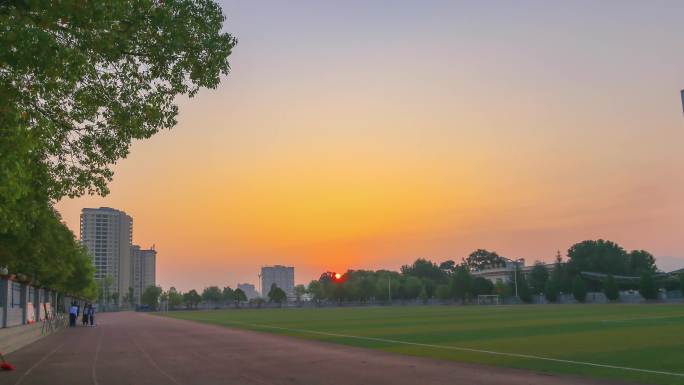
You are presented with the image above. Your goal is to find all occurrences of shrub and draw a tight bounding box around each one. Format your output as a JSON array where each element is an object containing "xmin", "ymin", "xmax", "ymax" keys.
[
  {"xmin": 544, "ymin": 279, "xmax": 559, "ymax": 303},
  {"xmin": 603, "ymin": 274, "xmax": 619, "ymax": 301},
  {"xmin": 435, "ymin": 285, "xmax": 451, "ymax": 302},
  {"xmin": 639, "ymin": 272, "xmax": 658, "ymax": 300},
  {"xmin": 518, "ymin": 277, "xmax": 532, "ymax": 303},
  {"xmin": 572, "ymin": 276, "xmax": 587, "ymax": 302}
]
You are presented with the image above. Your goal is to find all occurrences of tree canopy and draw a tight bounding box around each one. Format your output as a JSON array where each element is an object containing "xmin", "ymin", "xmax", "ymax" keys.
[
  {"xmin": 1, "ymin": 0, "xmax": 236, "ymax": 199},
  {"xmin": 0, "ymin": 0, "xmax": 235, "ymax": 298},
  {"xmin": 462, "ymin": 249, "xmax": 505, "ymax": 271},
  {"xmin": 141, "ymin": 285, "xmax": 162, "ymax": 310},
  {"xmin": 201, "ymin": 286, "xmax": 222, "ymax": 304}
]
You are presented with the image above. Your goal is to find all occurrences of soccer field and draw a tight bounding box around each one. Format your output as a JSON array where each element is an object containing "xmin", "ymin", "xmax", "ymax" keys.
[{"xmin": 160, "ymin": 304, "xmax": 684, "ymax": 384}]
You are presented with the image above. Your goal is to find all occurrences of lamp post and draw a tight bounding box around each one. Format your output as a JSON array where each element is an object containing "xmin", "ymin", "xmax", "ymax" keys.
[{"xmin": 504, "ymin": 257, "xmax": 525, "ymax": 301}]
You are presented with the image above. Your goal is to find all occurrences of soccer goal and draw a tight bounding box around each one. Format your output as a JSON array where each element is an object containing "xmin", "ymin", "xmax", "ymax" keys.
[{"xmin": 477, "ymin": 294, "xmax": 501, "ymax": 305}]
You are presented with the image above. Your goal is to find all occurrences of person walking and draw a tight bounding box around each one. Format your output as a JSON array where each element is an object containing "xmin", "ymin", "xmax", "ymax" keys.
[
  {"xmin": 68, "ymin": 302, "xmax": 78, "ymax": 327},
  {"xmin": 88, "ymin": 304, "xmax": 96, "ymax": 326},
  {"xmin": 81, "ymin": 304, "xmax": 89, "ymax": 326}
]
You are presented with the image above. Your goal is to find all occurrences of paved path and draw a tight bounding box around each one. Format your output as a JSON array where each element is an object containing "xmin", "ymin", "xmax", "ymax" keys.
[{"xmin": 3, "ymin": 312, "xmax": 627, "ymax": 385}]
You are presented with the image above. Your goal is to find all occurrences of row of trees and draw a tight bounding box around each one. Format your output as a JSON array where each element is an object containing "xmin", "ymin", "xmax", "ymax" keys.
[
  {"xmin": 143, "ymin": 239, "xmax": 680, "ymax": 310},
  {"xmin": 302, "ymin": 240, "xmax": 680, "ymax": 305},
  {"xmin": 140, "ymin": 285, "xmax": 251, "ymax": 311},
  {"xmin": 1, "ymin": 1, "xmax": 235, "ymax": 299}
]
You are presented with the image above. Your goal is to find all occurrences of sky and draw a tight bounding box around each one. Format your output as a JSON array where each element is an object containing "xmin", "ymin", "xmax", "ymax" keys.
[{"xmin": 56, "ymin": 0, "xmax": 684, "ymax": 292}]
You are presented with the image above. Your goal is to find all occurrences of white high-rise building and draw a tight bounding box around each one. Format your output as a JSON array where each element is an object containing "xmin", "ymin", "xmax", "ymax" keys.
[
  {"xmin": 131, "ymin": 245, "xmax": 157, "ymax": 304},
  {"xmin": 260, "ymin": 265, "xmax": 295, "ymax": 299},
  {"xmin": 80, "ymin": 207, "xmax": 133, "ymax": 302}
]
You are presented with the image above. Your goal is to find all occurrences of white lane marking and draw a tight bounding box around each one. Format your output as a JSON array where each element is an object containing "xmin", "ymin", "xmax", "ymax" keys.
[
  {"xmin": 131, "ymin": 336, "xmax": 184, "ymax": 385},
  {"xmin": 14, "ymin": 341, "xmax": 67, "ymax": 385},
  {"xmin": 601, "ymin": 314, "xmax": 684, "ymax": 323},
  {"xmin": 91, "ymin": 328, "xmax": 104, "ymax": 385},
  {"xmin": 196, "ymin": 318, "xmax": 684, "ymax": 378}
]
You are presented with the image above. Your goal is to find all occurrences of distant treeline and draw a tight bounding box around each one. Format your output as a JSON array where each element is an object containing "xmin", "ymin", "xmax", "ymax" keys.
[
  {"xmin": 150, "ymin": 239, "xmax": 683, "ymax": 310},
  {"xmin": 304, "ymin": 239, "xmax": 678, "ymax": 304}
]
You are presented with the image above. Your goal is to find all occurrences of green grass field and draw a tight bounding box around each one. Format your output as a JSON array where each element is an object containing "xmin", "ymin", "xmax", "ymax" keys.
[{"xmin": 159, "ymin": 304, "xmax": 684, "ymax": 384}]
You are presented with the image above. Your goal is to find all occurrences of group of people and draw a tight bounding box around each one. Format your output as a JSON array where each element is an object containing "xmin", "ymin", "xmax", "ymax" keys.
[{"xmin": 68, "ymin": 302, "xmax": 96, "ymax": 327}]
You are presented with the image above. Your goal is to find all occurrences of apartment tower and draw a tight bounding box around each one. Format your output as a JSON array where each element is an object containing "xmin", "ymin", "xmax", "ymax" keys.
[{"xmin": 80, "ymin": 207, "xmax": 133, "ymax": 302}]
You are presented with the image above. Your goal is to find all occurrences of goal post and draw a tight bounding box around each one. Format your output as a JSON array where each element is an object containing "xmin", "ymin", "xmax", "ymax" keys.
[{"xmin": 477, "ymin": 294, "xmax": 501, "ymax": 305}]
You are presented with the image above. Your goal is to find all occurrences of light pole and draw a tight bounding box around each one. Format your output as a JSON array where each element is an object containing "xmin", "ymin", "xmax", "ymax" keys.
[
  {"xmin": 388, "ymin": 277, "xmax": 392, "ymax": 303},
  {"xmin": 514, "ymin": 263, "xmax": 518, "ymax": 298},
  {"xmin": 505, "ymin": 257, "xmax": 524, "ymax": 300}
]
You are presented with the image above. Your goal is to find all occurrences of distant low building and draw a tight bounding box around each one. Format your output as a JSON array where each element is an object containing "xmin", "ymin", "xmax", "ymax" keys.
[
  {"xmin": 261, "ymin": 265, "xmax": 295, "ymax": 299},
  {"xmin": 237, "ymin": 283, "xmax": 259, "ymax": 300},
  {"xmin": 471, "ymin": 259, "xmax": 555, "ymax": 284}
]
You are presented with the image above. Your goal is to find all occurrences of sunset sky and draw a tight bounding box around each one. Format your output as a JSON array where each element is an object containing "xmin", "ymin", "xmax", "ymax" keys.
[{"xmin": 56, "ymin": 1, "xmax": 684, "ymax": 292}]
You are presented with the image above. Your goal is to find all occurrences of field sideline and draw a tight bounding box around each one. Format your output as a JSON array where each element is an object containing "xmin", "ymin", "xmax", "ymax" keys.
[{"xmin": 159, "ymin": 304, "xmax": 684, "ymax": 385}]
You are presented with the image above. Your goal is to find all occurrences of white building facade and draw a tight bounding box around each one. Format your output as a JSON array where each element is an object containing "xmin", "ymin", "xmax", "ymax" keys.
[
  {"xmin": 131, "ymin": 245, "xmax": 157, "ymax": 304},
  {"xmin": 80, "ymin": 207, "xmax": 133, "ymax": 302},
  {"xmin": 261, "ymin": 265, "xmax": 295, "ymax": 299}
]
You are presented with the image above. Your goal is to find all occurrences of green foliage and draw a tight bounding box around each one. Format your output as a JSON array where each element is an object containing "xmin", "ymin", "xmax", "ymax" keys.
[
  {"xmin": 307, "ymin": 280, "xmax": 324, "ymax": 303},
  {"xmin": 517, "ymin": 275, "xmax": 532, "ymax": 303},
  {"xmin": 267, "ymin": 285, "xmax": 287, "ymax": 305},
  {"xmin": 438, "ymin": 260, "xmax": 456, "ymax": 276},
  {"xmin": 400, "ymin": 258, "xmax": 447, "ymax": 283},
  {"xmin": 494, "ymin": 281, "xmax": 511, "ymax": 298},
  {"xmin": 233, "ymin": 288, "xmax": 247, "ymax": 306},
  {"xmin": 551, "ymin": 255, "xmax": 574, "ymax": 293},
  {"xmin": 435, "ymin": 284, "xmax": 451, "ymax": 301},
  {"xmin": 471, "ymin": 277, "xmax": 494, "ymax": 296},
  {"xmin": 374, "ymin": 271, "xmax": 400, "ymax": 302},
  {"xmin": 222, "ymin": 286, "xmax": 234, "ymax": 303},
  {"xmin": 529, "ymin": 262, "xmax": 549, "ymax": 294},
  {"xmin": 183, "ymin": 289, "xmax": 202, "ymax": 309},
  {"xmin": 603, "ymin": 274, "xmax": 620, "ymax": 301},
  {"xmin": 463, "ymin": 249, "xmax": 504, "ymax": 271},
  {"xmin": 544, "ymin": 279, "xmax": 559, "ymax": 303},
  {"xmin": 0, "ymin": 201, "xmax": 96, "ymax": 298},
  {"xmin": 401, "ymin": 276, "xmax": 423, "ymax": 300},
  {"xmin": 418, "ymin": 286, "xmax": 429, "ymax": 304},
  {"xmin": 639, "ymin": 272, "xmax": 658, "ymax": 300},
  {"xmin": 451, "ymin": 266, "xmax": 472, "ymax": 303},
  {"xmin": 628, "ymin": 250, "xmax": 657, "ymax": 276},
  {"xmin": 567, "ymin": 240, "xmax": 629, "ymax": 276},
  {"xmin": 0, "ymin": 0, "xmax": 236, "ymax": 199},
  {"xmin": 294, "ymin": 284, "xmax": 307, "ymax": 301},
  {"xmin": 572, "ymin": 276, "xmax": 587, "ymax": 302},
  {"xmin": 167, "ymin": 287, "xmax": 184, "ymax": 309},
  {"xmin": 1, "ymin": 0, "xmax": 235, "ymax": 300},
  {"xmin": 141, "ymin": 285, "xmax": 162, "ymax": 310},
  {"xmin": 201, "ymin": 286, "xmax": 222, "ymax": 304},
  {"xmin": 680, "ymin": 274, "xmax": 684, "ymax": 297}
]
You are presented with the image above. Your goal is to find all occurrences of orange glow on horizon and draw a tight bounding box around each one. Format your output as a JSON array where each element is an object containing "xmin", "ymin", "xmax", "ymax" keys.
[{"xmin": 52, "ymin": 1, "xmax": 684, "ymax": 291}]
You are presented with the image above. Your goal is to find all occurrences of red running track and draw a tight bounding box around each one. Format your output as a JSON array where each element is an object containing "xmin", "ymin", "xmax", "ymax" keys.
[{"xmin": 2, "ymin": 311, "xmax": 628, "ymax": 385}]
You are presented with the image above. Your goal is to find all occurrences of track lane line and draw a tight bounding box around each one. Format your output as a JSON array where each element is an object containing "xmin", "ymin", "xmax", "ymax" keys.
[{"xmin": 13, "ymin": 341, "xmax": 67, "ymax": 385}]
